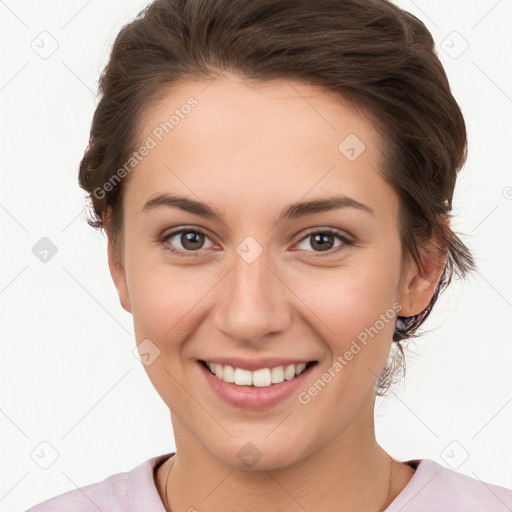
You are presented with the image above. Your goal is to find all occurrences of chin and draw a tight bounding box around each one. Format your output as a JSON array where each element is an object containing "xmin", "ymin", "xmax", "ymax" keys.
[{"xmin": 203, "ymin": 431, "xmax": 315, "ymax": 472}]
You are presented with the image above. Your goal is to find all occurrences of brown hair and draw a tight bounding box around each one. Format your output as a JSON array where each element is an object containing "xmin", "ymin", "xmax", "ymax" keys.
[{"xmin": 78, "ymin": 0, "xmax": 476, "ymax": 395}]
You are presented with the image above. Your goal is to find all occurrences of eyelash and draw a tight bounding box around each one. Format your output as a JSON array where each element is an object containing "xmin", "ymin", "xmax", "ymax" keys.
[{"xmin": 160, "ymin": 227, "xmax": 354, "ymax": 258}]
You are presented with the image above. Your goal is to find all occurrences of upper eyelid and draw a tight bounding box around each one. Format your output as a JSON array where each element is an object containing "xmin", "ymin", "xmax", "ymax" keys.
[
  {"xmin": 299, "ymin": 227, "xmax": 353, "ymax": 241},
  {"xmin": 162, "ymin": 226, "xmax": 215, "ymax": 243}
]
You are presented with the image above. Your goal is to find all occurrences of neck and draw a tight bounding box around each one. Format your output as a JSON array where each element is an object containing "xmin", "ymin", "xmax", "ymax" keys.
[{"xmin": 157, "ymin": 396, "xmax": 406, "ymax": 512}]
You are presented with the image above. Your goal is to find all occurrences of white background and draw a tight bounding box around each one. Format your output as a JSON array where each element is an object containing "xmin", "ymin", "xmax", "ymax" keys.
[{"xmin": 1, "ymin": 1, "xmax": 511, "ymax": 510}]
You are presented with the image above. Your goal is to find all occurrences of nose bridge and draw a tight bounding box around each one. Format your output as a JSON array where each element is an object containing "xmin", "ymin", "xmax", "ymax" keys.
[{"xmin": 213, "ymin": 240, "xmax": 290, "ymax": 343}]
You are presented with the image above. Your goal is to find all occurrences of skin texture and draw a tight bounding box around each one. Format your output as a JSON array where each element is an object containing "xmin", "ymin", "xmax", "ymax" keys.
[{"xmin": 107, "ymin": 72, "xmax": 445, "ymax": 511}]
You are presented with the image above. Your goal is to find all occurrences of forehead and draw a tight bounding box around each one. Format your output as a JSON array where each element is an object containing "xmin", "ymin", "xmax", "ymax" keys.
[
  {"xmin": 137, "ymin": 72, "xmax": 378, "ymax": 157},
  {"xmin": 125, "ymin": 72, "xmax": 398, "ymax": 223}
]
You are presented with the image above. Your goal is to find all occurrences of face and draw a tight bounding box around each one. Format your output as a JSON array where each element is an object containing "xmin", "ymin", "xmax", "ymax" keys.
[{"xmin": 108, "ymin": 72, "xmax": 434, "ymax": 470}]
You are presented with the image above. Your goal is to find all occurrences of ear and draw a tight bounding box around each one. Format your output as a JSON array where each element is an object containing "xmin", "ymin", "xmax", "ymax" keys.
[
  {"xmin": 398, "ymin": 233, "xmax": 447, "ymax": 317},
  {"xmin": 106, "ymin": 233, "xmax": 132, "ymax": 314}
]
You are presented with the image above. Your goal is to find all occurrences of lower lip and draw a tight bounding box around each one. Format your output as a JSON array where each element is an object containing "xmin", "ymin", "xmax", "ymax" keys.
[{"xmin": 197, "ymin": 360, "xmax": 317, "ymax": 410}]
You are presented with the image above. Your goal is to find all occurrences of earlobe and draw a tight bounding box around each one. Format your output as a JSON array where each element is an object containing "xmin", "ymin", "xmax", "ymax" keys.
[
  {"xmin": 398, "ymin": 237, "xmax": 447, "ymax": 318},
  {"xmin": 107, "ymin": 236, "xmax": 132, "ymax": 314}
]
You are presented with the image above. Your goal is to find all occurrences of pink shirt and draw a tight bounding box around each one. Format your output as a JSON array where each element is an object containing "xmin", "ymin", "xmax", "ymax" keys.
[{"xmin": 25, "ymin": 452, "xmax": 512, "ymax": 511}]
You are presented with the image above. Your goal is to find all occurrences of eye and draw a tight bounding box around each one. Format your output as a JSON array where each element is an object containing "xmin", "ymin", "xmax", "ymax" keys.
[
  {"xmin": 161, "ymin": 227, "xmax": 216, "ymax": 257},
  {"xmin": 160, "ymin": 227, "xmax": 353, "ymax": 258},
  {"xmin": 294, "ymin": 228, "xmax": 353, "ymax": 256}
]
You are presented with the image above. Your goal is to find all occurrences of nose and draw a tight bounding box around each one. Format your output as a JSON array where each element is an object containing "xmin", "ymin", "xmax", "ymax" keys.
[{"xmin": 212, "ymin": 247, "xmax": 292, "ymax": 346}]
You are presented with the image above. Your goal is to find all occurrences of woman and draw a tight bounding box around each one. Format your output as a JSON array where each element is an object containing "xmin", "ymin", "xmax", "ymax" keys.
[{"xmin": 26, "ymin": 0, "xmax": 512, "ymax": 510}]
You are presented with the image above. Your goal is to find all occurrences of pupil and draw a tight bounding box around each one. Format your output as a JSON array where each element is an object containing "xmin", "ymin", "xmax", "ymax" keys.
[
  {"xmin": 182, "ymin": 231, "xmax": 203, "ymax": 250},
  {"xmin": 312, "ymin": 233, "xmax": 333, "ymax": 252}
]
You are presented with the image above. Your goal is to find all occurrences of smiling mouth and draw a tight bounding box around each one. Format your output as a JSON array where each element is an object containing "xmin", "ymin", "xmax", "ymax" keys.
[{"xmin": 199, "ymin": 359, "xmax": 318, "ymax": 387}]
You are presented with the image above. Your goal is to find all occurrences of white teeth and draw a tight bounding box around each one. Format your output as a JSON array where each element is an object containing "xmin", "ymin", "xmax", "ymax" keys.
[
  {"xmin": 295, "ymin": 362, "xmax": 306, "ymax": 375},
  {"xmin": 252, "ymin": 368, "xmax": 271, "ymax": 387},
  {"xmin": 284, "ymin": 364, "xmax": 296, "ymax": 380},
  {"xmin": 271, "ymin": 366, "xmax": 284, "ymax": 383},
  {"xmin": 234, "ymin": 368, "xmax": 252, "ymax": 386},
  {"xmin": 204, "ymin": 361, "xmax": 312, "ymax": 387},
  {"xmin": 214, "ymin": 363, "xmax": 223, "ymax": 379},
  {"xmin": 222, "ymin": 364, "xmax": 235, "ymax": 383}
]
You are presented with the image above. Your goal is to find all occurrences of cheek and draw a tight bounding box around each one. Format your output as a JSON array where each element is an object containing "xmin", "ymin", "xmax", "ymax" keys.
[
  {"xmin": 127, "ymin": 265, "xmax": 211, "ymax": 408},
  {"xmin": 127, "ymin": 262, "xmax": 218, "ymax": 353},
  {"xmin": 291, "ymin": 259, "xmax": 400, "ymax": 337},
  {"xmin": 286, "ymin": 256, "xmax": 401, "ymax": 392}
]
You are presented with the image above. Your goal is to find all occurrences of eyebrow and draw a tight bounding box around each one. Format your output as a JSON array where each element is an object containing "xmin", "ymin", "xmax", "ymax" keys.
[{"xmin": 141, "ymin": 192, "xmax": 375, "ymax": 222}]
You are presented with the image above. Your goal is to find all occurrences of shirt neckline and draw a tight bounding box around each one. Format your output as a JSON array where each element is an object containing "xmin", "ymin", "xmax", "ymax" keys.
[
  {"xmin": 128, "ymin": 452, "xmax": 175, "ymax": 512},
  {"xmin": 383, "ymin": 458, "xmax": 440, "ymax": 511},
  {"xmin": 140, "ymin": 453, "xmax": 431, "ymax": 512}
]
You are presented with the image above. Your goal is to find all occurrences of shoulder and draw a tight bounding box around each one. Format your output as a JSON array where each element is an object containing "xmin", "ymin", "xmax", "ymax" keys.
[
  {"xmin": 386, "ymin": 459, "xmax": 512, "ymax": 512},
  {"xmin": 25, "ymin": 453, "xmax": 174, "ymax": 512}
]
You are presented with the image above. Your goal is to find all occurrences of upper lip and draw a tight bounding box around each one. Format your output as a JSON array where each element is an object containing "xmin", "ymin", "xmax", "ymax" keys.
[{"xmin": 199, "ymin": 357, "xmax": 317, "ymax": 371}]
